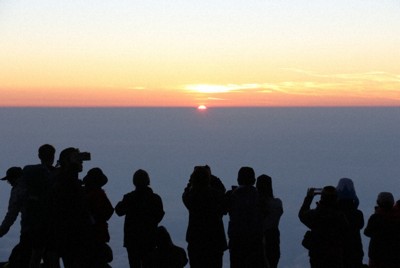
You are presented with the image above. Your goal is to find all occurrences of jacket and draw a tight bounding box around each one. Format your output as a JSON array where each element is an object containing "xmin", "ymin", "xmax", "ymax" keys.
[{"xmin": 115, "ymin": 187, "xmax": 164, "ymax": 250}]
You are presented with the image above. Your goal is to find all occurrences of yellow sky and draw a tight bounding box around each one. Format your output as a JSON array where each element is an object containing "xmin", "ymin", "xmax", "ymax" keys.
[{"xmin": 1, "ymin": 1, "xmax": 399, "ymax": 107}]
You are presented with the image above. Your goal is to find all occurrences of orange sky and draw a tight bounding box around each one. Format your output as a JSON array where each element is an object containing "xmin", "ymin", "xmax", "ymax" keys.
[{"xmin": 1, "ymin": 1, "xmax": 399, "ymax": 107}]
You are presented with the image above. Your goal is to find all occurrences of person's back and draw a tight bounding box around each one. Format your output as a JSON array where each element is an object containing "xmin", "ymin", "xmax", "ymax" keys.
[
  {"xmin": 337, "ymin": 198, "xmax": 364, "ymax": 267},
  {"xmin": 115, "ymin": 169, "xmax": 164, "ymax": 268},
  {"xmin": 256, "ymin": 174, "xmax": 283, "ymax": 268},
  {"xmin": 227, "ymin": 167, "xmax": 265, "ymax": 268},
  {"xmin": 364, "ymin": 192, "xmax": 400, "ymax": 267},
  {"xmin": 299, "ymin": 186, "xmax": 349, "ymax": 268},
  {"xmin": 336, "ymin": 178, "xmax": 364, "ymax": 268},
  {"xmin": 23, "ymin": 164, "xmax": 54, "ymax": 237},
  {"xmin": 83, "ymin": 168, "xmax": 114, "ymax": 267},
  {"xmin": 182, "ymin": 166, "xmax": 227, "ymax": 268},
  {"xmin": 228, "ymin": 185, "xmax": 264, "ymax": 241}
]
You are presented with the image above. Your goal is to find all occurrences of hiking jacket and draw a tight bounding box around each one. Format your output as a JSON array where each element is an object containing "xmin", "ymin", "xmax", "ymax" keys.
[
  {"xmin": 84, "ymin": 187, "xmax": 114, "ymax": 243},
  {"xmin": 299, "ymin": 195, "xmax": 349, "ymax": 266},
  {"xmin": 182, "ymin": 186, "xmax": 228, "ymax": 252},
  {"xmin": 115, "ymin": 187, "xmax": 164, "ymax": 250},
  {"xmin": 364, "ymin": 207, "xmax": 400, "ymax": 265}
]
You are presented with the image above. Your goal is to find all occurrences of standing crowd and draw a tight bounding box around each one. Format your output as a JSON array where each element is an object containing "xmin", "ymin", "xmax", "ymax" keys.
[{"xmin": 0, "ymin": 144, "xmax": 398, "ymax": 268}]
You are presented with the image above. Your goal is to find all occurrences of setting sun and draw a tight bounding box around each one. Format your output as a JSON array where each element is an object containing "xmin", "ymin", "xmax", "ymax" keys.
[
  {"xmin": 197, "ymin": 105, "xmax": 207, "ymax": 110},
  {"xmin": 0, "ymin": 1, "xmax": 399, "ymax": 107}
]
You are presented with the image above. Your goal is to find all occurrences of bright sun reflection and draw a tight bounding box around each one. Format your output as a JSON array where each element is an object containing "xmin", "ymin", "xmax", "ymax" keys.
[{"xmin": 197, "ymin": 105, "xmax": 207, "ymax": 110}]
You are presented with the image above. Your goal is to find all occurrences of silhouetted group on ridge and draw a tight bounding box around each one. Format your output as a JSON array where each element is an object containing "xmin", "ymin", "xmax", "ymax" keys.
[{"xmin": 0, "ymin": 145, "xmax": 399, "ymax": 268}]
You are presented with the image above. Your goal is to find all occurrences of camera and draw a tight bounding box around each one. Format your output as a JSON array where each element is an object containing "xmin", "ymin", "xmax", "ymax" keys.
[
  {"xmin": 313, "ymin": 188, "xmax": 323, "ymax": 195},
  {"xmin": 77, "ymin": 152, "xmax": 91, "ymax": 161}
]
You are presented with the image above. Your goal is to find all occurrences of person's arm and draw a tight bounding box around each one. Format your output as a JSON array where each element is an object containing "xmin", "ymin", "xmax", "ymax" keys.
[
  {"xmin": 364, "ymin": 214, "xmax": 377, "ymax": 237},
  {"xmin": 0, "ymin": 186, "xmax": 24, "ymax": 237},
  {"xmin": 154, "ymin": 194, "xmax": 165, "ymax": 224},
  {"xmin": 298, "ymin": 188, "xmax": 316, "ymax": 228},
  {"xmin": 115, "ymin": 194, "xmax": 128, "ymax": 217}
]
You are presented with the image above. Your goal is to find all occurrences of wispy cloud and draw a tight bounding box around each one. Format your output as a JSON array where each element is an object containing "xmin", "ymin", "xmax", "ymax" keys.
[
  {"xmin": 183, "ymin": 70, "xmax": 400, "ymax": 102},
  {"xmin": 184, "ymin": 84, "xmax": 259, "ymax": 93}
]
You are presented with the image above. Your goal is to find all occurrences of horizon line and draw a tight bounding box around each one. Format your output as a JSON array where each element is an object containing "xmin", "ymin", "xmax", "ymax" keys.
[{"xmin": 0, "ymin": 105, "xmax": 399, "ymax": 109}]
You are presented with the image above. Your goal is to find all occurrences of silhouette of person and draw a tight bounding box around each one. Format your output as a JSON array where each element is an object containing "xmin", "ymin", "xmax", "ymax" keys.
[
  {"xmin": 82, "ymin": 168, "xmax": 114, "ymax": 268},
  {"xmin": 0, "ymin": 167, "xmax": 31, "ymax": 267},
  {"xmin": 51, "ymin": 147, "xmax": 94, "ymax": 268},
  {"xmin": 337, "ymin": 177, "xmax": 360, "ymax": 208},
  {"xmin": 0, "ymin": 167, "xmax": 24, "ymax": 236},
  {"xmin": 115, "ymin": 169, "xmax": 165, "ymax": 268},
  {"xmin": 299, "ymin": 186, "xmax": 349, "ymax": 268},
  {"xmin": 182, "ymin": 166, "xmax": 227, "ymax": 268},
  {"xmin": 204, "ymin": 165, "xmax": 226, "ymax": 193},
  {"xmin": 336, "ymin": 178, "xmax": 364, "ymax": 268},
  {"xmin": 256, "ymin": 174, "xmax": 283, "ymax": 268},
  {"xmin": 22, "ymin": 144, "xmax": 57, "ymax": 268},
  {"xmin": 364, "ymin": 192, "xmax": 400, "ymax": 268},
  {"xmin": 226, "ymin": 167, "xmax": 266, "ymax": 268},
  {"xmin": 153, "ymin": 226, "xmax": 188, "ymax": 268}
]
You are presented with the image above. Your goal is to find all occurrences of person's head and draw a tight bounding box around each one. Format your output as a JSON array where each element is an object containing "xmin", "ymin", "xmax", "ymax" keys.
[
  {"xmin": 336, "ymin": 178, "xmax": 356, "ymax": 200},
  {"xmin": 256, "ymin": 174, "xmax": 273, "ymax": 198},
  {"xmin": 1, "ymin": 167, "xmax": 23, "ymax": 186},
  {"xmin": 133, "ymin": 169, "xmax": 150, "ymax": 188},
  {"xmin": 38, "ymin": 144, "xmax": 55, "ymax": 166},
  {"xmin": 377, "ymin": 192, "xmax": 394, "ymax": 209},
  {"xmin": 190, "ymin": 166, "xmax": 210, "ymax": 189},
  {"xmin": 237, "ymin": 166, "xmax": 255, "ymax": 186},
  {"xmin": 83, "ymin": 167, "xmax": 108, "ymax": 189},
  {"xmin": 320, "ymin": 186, "xmax": 338, "ymax": 206},
  {"xmin": 57, "ymin": 147, "xmax": 83, "ymax": 173}
]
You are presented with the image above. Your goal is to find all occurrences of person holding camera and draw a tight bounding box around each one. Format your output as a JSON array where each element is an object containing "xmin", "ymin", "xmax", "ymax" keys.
[
  {"xmin": 299, "ymin": 186, "xmax": 349, "ymax": 268},
  {"xmin": 51, "ymin": 147, "xmax": 94, "ymax": 268},
  {"xmin": 182, "ymin": 166, "xmax": 227, "ymax": 268}
]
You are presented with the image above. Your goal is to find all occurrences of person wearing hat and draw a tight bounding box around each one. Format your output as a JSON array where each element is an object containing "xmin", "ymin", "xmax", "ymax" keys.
[
  {"xmin": 299, "ymin": 186, "xmax": 349, "ymax": 268},
  {"xmin": 82, "ymin": 167, "xmax": 114, "ymax": 267},
  {"xmin": 0, "ymin": 166, "xmax": 32, "ymax": 268},
  {"xmin": 336, "ymin": 178, "xmax": 365, "ymax": 268},
  {"xmin": 364, "ymin": 192, "xmax": 400, "ymax": 267},
  {"xmin": 51, "ymin": 147, "xmax": 94, "ymax": 267},
  {"xmin": 0, "ymin": 167, "xmax": 24, "ymax": 237}
]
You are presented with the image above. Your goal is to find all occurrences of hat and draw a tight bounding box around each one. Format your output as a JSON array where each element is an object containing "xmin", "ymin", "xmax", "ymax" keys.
[
  {"xmin": 1, "ymin": 167, "xmax": 23, "ymax": 181},
  {"xmin": 83, "ymin": 167, "xmax": 108, "ymax": 188},
  {"xmin": 336, "ymin": 178, "xmax": 356, "ymax": 199}
]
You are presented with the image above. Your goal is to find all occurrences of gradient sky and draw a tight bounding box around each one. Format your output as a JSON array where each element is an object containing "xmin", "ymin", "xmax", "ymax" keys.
[{"xmin": 1, "ymin": 0, "xmax": 399, "ymax": 107}]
